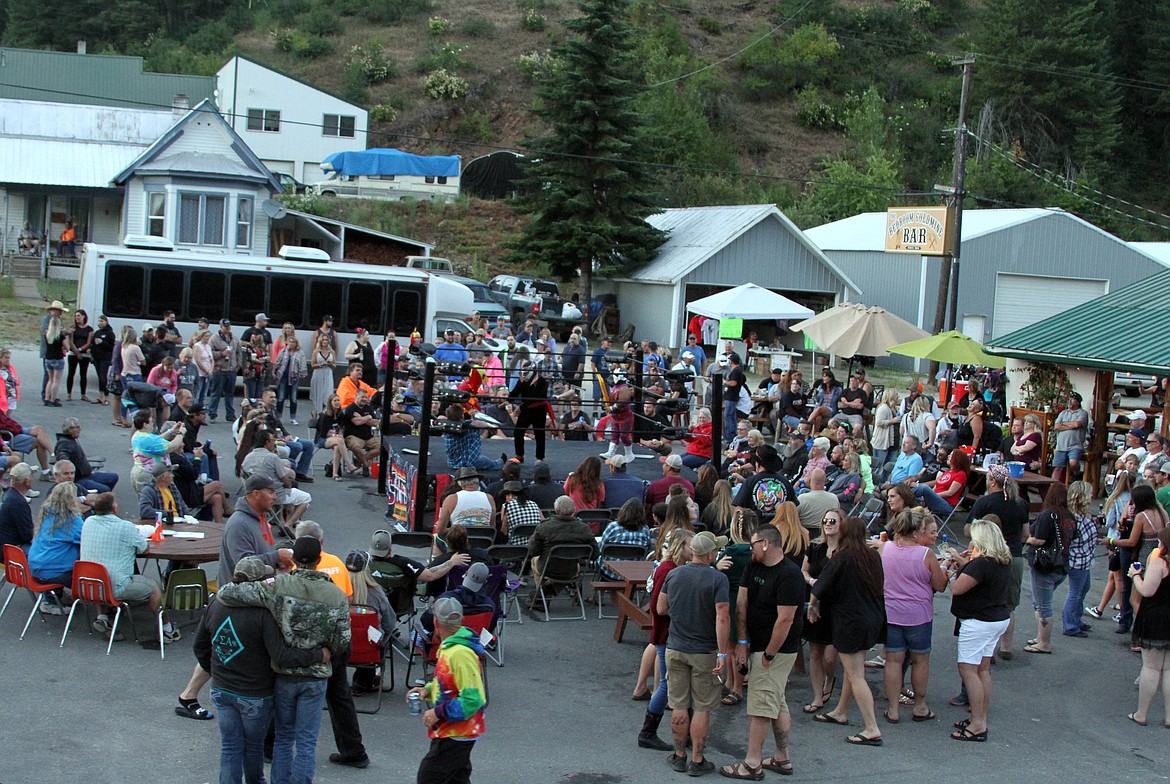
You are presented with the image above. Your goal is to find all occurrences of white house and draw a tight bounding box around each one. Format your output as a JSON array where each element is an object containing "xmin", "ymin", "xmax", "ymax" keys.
[
  {"xmin": 217, "ymin": 55, "xmax": 368, "ymax": 186},
  {"xmin": 113, "ymin": 100, "xmax": 281, "ymax": 255}
]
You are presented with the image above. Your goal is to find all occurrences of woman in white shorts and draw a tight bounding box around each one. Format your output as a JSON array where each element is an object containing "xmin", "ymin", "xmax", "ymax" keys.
[{"xmin": 945, "ymin": 520, "xmax": 1013, "ymax": 742}]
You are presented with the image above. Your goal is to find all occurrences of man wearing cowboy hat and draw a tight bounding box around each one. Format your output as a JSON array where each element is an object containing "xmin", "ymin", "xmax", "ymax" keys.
[{"xmin": 435, "ymin": 467, "xmax": 496, "ymax": 541}]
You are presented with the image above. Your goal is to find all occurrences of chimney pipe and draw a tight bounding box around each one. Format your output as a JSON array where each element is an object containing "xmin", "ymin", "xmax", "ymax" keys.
[
  {"xmin": 172, "ymin": 93, "xmax": 190, "ymax": 121},
  {"xmin": 77, "ymin": 40, "xmax": 87, "ymax": 55}
]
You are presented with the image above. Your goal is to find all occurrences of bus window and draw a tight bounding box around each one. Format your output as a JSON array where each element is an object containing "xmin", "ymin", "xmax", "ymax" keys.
[
  {"xmin": 105, "ymin": 264, "xmax": 145, "ymax": 318},
  {"xmin": 148, "ymin": 267, "xmax": 185, "ymax": 320},
  {"xmin": 229, "ymin": 273, "xmax": 266, "ymax": 324},
  {"xmin": 347, "ymin": 282, "xmax": 384, "ymax": 334},
  {"xmin": 188, "ymin": 271, "xmax": 226, "ymax": 321},
  {"xmin": 309, "ymin": 280, "xmax": 343, "ymax": 328},
  {"xmin": 268, "ymin": 274, "xmax": 306, "ymax": 328},
  {"xmin": 391, "ymin": 287, "xmax": 421, "ymax": 334}
]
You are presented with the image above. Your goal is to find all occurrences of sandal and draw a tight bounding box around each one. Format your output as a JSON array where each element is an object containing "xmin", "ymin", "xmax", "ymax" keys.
[
  {"xmin": 718, "ymin": 761, "xmax": 763, "ymax": 780},
  {"xmin": 954, "ymin": 718, "xmax": 971, "ymax": 729},
  {"xmin": 951, "ymin": 727, "xmax": 987, "ymax": 742},
  {"xmin": 813, "ymin": 713, "xmax": 849, "ymax": 725},
  {"xmin": 846, "ymin": 733, "xmax": 883, "ymax": 746},
  {"xmin": 1127, "ymin": 712, "xmax": 1148, "ymax": 726},
  {"xmin": 912, "ymin": 711, "xmax": 937, "ymax": 722},
  {"xmin": 883, "ymin": 709, "xmax": 900, "ymax": 724},
  {"xmin": 175, "ymin": 701, "xmax": 214, "ymax": 720},
  {"xmin": 802, "ymin": 701, "xmax": 825, "ymax": 714},
  {"xmin": 81, "ymin": 395, "xmax": 89, "ymax": 402},
  {"xmin": 721, "ymin": 691, "xmax": 744, "ymax": 706},
  {"xmin": 760, "ymin": 758, "xmax": 794, "ymax": 776},
  {"xmin": 821, "ymin": 676, "xmax": 837, "ymax": 705},
  {"xmin": 1023, "ymin": 644, "xmax": 1052, "ymax": 654}
]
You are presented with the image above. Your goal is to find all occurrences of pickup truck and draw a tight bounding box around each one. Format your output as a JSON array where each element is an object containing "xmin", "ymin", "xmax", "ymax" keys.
[
  {"xmin": 487, "ymin": 274, "xmax": 585, "ymax": 338},
  {"xmin": 404, "ymin": 256, "xmax": 453, "ymax": 274}
]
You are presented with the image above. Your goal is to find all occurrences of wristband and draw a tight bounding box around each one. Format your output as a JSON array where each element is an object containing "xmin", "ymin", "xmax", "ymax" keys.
[
  {"xmin": 763, "ymin": 652, "xmax": 776, "ymax": 662},
  {"xmin": 737, "ymin": 639, "xmax": 749, "ymax": 645},
  {"xmin": 717, "ymin": 653, "xmax": 728, "ymax": 658}
]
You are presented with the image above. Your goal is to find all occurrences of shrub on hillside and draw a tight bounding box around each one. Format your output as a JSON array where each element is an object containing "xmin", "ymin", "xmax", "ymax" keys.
[{"xmin": 425, "ymin": 68, "xmax": 468, "ymax": 100}]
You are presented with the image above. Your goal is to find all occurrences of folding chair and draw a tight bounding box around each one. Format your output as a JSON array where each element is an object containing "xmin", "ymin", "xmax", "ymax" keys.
[
  {"xmin": 533, "ymin": 544, "xmax": 594, "ymax": 621},
  {"xmin": 848, "ymin": 492, "xmax": 872, "ymax": 517},
  {"xmin": 860, "ymin": 496, "xmax": 886, "ymax": 536},
  {"xmin": 465, "ymin": 531, "xmax": 497, "ymax": 552},
  {"xmin": 506, "ymin": 523, "xmax": 539, "ymax": 548},
  {"xmin": 577, "ymin": 509, "xmax": 616, "ymax": 537},
  {"xmin": 60, "ymin": 561, "xmax": 157, "ymax": 656},
  {"xmin": 595, "ymin": 543, "xmax": 649, "ymax": 620},
  {"xmin": 391, "ymin": 531, "xmax": 435, "ymax": 565},
  {"xmin": 0, "ymin": 544, "xmax": 66, "ymax": 640},
  {"xmin": 488, "ymin": 544, "xmax": 529, "ymax": 627},
  {"xmin": 160, "ymin": 568, "xmax": 209, "ymax": 658},
  {"xmin": 348, "ymin": 605, "xmax": 387, "ymax": 713},
  {"xmin": 407, "ymin": 610, "xmax": 495, "ymax": 686}
]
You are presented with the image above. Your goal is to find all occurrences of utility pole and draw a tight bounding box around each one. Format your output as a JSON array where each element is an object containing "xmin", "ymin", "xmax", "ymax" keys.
[{"xmin": 929, "ymin": 54, "xmax": 976, "ymax": 382}]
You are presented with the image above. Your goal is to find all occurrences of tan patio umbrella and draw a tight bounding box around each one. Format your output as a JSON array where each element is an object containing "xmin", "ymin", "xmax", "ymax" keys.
[{"xmin": 790, "ymin": 302, "xmax": 931, "ymax": 357}]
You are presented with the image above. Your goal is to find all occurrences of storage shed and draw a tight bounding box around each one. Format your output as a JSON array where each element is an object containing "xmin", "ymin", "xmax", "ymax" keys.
[
  {"xmin": 593, "ymin": 204, "xmax": 859, "ymax": 352},
  {"xmin": 806, "ymin": 208, "xmax": 1165, "ymax": 370}
]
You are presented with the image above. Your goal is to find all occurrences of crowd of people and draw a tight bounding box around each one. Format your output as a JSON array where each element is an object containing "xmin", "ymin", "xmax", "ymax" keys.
[{"xmin": 4, "ymin": 300, "xmax": 1170, "ymax": 781}]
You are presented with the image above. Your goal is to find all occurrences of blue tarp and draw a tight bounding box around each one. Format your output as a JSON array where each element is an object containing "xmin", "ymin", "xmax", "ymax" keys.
[{"xmin": 321, "ymin": 148, "xmax": 461, "ymax": 177}]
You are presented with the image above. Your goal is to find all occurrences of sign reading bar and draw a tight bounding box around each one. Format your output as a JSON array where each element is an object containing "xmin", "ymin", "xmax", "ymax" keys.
[{"xmin": 885, "ymin": 206, "xmax": 952, "ymax": 256}]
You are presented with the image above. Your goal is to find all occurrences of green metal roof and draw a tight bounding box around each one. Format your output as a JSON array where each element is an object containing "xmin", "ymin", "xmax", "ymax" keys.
[
  {"xmin": 985, "ymin": 268, "xmax": 1170, "ymax": 374},
  {"xmin": 0, "ymin": 47, "xmax": 215, "ymax": 111}
]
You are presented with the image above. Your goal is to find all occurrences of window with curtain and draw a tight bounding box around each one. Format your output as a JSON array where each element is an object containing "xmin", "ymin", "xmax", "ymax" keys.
[
  {"xmin": 236, "ymin": 197, "xmax": 253, "ymax": 250},
  {"xmin": 177, "ymin": 193, "xmax": 227, "ymax": 247},
  {"xmin": 147, "ymin": 192, "xmax": 166, "ymax": 236}
]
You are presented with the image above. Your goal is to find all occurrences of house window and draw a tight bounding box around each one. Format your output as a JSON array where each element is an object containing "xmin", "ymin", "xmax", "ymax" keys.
[
  {"xmin": 246, "ymin": 108, "xmax": 281, "ymax": 132},
  {"xmin": 437, "ymin": 176, "xmax": 448, "ymax": 184},
  {"xmin": 236, "ymin": 197, "xmax": 253, "ymax": 250},
  {"xmin": 424, "ymin": 176, "xmax": 435, "ymax": 184},
  {"xmin": 376, "ymin": 175, "xmax": 395, "ymax": 181},
  {"xmin": 178, "ymin": 193, "xmax": 227, "ymax": 246},
  {"xmin": 147, "ymin": 192, "xmax": 166, "ymax": 236},
  {"xmin": 323, "ymin": 114, "xmax": 356, "ymax": 138}
]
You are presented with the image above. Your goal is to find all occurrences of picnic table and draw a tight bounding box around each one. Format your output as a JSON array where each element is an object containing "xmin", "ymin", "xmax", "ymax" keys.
[
  {"xmin": 137, "ymin": 520, "xmax": 224, "ymax": 564},
  {"xmin": 606, "ymin": 559, "xmax": 654, "ymax": 643},
  {"xmin": 971, "ymin": 467, "xmax": 1059, "ymax": 512}
]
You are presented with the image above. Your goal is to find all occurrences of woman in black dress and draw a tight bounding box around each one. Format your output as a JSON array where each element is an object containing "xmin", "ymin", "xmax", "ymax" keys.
[
  {"xmin": 809, "ymin": 515, "xmax": 886, "ymax": 745},
  {"xmin": 89, "ymin": 315, "xmax": 116, "ymax": 406},
  {"xmin": 1128, "ymin": 527, "xmax": 1170, "ymax": 726},
  {"xmin": 802, "ymin": 507, "xmax": 842, "ymax": 713}
]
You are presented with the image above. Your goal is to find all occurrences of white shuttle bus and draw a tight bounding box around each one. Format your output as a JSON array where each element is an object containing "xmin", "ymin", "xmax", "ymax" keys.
[{"xmin": 78, "ymin": 239, "xmax": 475, "ymax": 354}]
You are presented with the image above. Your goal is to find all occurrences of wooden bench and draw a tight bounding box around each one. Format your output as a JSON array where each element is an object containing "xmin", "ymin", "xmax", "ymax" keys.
[{"xmin": 612, "ymin": 591, "xmax": 651, "ymax": 643}]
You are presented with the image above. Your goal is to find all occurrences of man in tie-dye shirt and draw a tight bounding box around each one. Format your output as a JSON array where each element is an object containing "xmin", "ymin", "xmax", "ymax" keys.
[{"xmin": 408, "ymin": 597, "xmax": 487, "ymax": 784}]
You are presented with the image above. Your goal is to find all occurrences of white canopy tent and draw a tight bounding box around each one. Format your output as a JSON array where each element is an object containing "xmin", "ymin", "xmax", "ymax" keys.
[{"xmin": 686, "ymin": 283, "xmax": 814, "ymax": 320}]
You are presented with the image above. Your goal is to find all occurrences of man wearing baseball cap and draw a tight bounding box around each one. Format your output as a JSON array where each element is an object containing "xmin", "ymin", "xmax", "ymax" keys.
[
  {"xmin": 216, "ymin": 536, "xmax": 351, "ymax": 784},
  {"xmin": 645, "ymin": 453, "xmax": 695, "ymax": 517},
  {"xmin": 241, "ymin": 313, "xmax": 273, "ymax": 348},
  {"xmin": 657, "ymin": 530, "xmax": 731, "ymax": 776},
  {"xmin": 734, "ymin": 444, "xmax": 797, "ymax": 519},
  {"xmin": 193, "ymin": 555, "xmax": 331, "ymax": 784},
  {"xmin": 407, "ymin": 597, "xmax": 487, "ymax": 784},
  {"xmin": 366, "ymin": 529, "xmax": 470, "ymax": 616},
  {"xmin": 420, "ymin": 561, "xmax": 501, "ymax": 637},
  {"xmin": 208, "ymin": 318, "xmax": 241, "ymax": 423},
  {"xmin": 602, "ymin": 453, "xmax": 649, "ymax": 509}
]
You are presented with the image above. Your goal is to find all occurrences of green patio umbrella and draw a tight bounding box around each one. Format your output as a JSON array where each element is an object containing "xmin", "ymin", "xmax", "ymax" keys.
[{"xmin": 886, "ymin": 330, "xmax": 1006, "ymax": 368}]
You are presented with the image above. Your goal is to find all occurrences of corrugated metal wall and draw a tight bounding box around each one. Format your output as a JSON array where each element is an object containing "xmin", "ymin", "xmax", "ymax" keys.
[{"xmin": 680, "ymin": 218, "xmax": 843, "ymax": 294}]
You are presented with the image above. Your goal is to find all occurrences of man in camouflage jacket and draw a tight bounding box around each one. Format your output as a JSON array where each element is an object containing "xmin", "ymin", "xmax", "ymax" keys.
[{"xmin": 217, "ymin": 536, "xmax": 350, "ymax": 784}]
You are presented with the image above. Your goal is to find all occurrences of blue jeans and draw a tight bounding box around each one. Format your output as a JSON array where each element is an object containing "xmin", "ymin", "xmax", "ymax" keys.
[
  {"xmin": 914, "ymin": 485, "xmax": 957, "ymax": 517},
  {"xmin": 284, "ymin": 438, "xmax": 315, "ymax": 477},
  {"xmin": 271, "ymin": 677, "xmax": 327, "ymax": 784},
  {"xmin": 1030, "ymin": 567, "xmax": 1067, "ymax": 619},
  {"xmin": 209, "ymin": 372, "xmax": 237, "ymax": 419},
  {"xmin": 722, "ymin": 400, "xmax": 738, "ymax": 443},
  {"xmin": 471, "ymin": 452, "xmax": 503, "ymax": 472},
  {"xmin": 648, "ymin": 643, "xmax": 669, "ymax": 717},
  {"xmin": 276, "ymin": 378, "xmax": 298, "ymax": 418},
  {"xmin": 194, "ymin": 376, "xmax": 210, "ymax": 407},
  {"xmin": 211, "ymin": 688, "xmax": 273, "ymax": 784},
  {"xmin": 77, "ymin": 471, "xmax": 119, "ymax": 494},
  {"xmin": 681, "ymin": 453, "xmax": 709, "ymax": 470},
  {"xmin": 244, "ymin": 377, "xmax": 265, "ymax": 402},
  {"xmin": 1061, "ymin": 567, "xmax": 1092, "ymax": 633}
]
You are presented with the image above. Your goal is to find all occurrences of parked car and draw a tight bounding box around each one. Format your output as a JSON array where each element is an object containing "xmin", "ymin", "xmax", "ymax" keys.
[
  {"xmin": 1115, "ymin": 370, "xmax": 1156, "ymax": 397},
  {"xmin": 277, "ymin": 173, "xmax": 307, "ymax": 194},
  {"xmin": 450, "ymin": 275, "xmax": 509, "ymax": 324},
  {"xmin": 405, "ymin": 256, "xmax": 454, "ymax": 274},
  {"xmin": 487, "ymin": 274, "xmax": 585, "ymax": 339}
]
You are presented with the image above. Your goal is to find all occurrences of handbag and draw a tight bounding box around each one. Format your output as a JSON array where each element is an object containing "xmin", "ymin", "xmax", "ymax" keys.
[
  {"xmin": 1032, "ymin": 513, "xmax": 1065, "ymax": 573},
  {"xmin": 107, "ymin": 365, "xmax": 123, "ymax": 395}
]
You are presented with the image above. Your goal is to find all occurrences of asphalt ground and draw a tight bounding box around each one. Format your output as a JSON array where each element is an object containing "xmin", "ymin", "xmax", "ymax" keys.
[{"xmin": 1, "ymin": 347, "xmax": 1168, "ymax": 784}]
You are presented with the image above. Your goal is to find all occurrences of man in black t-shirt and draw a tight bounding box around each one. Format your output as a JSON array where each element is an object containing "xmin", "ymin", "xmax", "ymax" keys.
[
  {"xmin": 240, "ymin": 313, "xmax": 273, "ymax": 347},
  {"xmin": 834, "ymin": 374, "xmax": 870, "ymax": 435},
  {"xmin": 343, "ymin": 389, "xmax": 379, "ymax": 472},
  {"xmin": 727, "ymin": 524, "xmax": 804, "ymax": 777},
  {"xmin": 734, "ymin": 445, "xmax": 797, "ymax": 519},
  {"xmin": 723, "ymin": 353, "xmax": 748, "ymax": 445}
]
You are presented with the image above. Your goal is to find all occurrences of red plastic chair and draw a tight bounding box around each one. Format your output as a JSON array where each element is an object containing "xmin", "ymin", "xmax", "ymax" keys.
[
  {"xmin": 348, "ymin": 606, "xmax": 387, "ymax": 714},
  {"xmin": 407, "ymin": 610, "xmax": 494, "ymax": 685},
  {"xmin": 60, "ymin": 560, "xmax": 142, "ymax": 655},
  {"xmin": 0, "ymin": 544, "xmax": 66, "ymax": 640}
]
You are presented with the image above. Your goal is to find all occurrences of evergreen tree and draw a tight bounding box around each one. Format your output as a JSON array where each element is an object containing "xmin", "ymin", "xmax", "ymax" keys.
[
  {"xmin": 975, "ymin": 0, "xmax": 1120, "ymax": 178},
  {"xmin": 507, "ymin": 0, "xmax": 666, "ymax": 302},
  {"xmin": 1106, "ymin": 0, "xmax": 1170, "ymax": 185}
]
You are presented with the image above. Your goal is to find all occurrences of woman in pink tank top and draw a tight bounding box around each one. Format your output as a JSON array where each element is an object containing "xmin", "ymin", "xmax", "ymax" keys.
[{"xmin": 877, "ymin": 508, "xmax": 949, "ymax": 721}]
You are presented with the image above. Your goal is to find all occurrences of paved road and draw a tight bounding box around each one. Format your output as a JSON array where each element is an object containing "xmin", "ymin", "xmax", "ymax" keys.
[{"xmin": 1, "ymin": 348, "xmax": 1168, "ymax": 783}]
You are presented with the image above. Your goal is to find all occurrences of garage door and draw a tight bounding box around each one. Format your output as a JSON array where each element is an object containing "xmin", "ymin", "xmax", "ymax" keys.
[
  {"xmin": 264, "ymin": 160, "xmax": 295, "ymax": 176},
  {"xmin": 992, "ymin": 273, "xmax": 1107, "ymax": 338}
]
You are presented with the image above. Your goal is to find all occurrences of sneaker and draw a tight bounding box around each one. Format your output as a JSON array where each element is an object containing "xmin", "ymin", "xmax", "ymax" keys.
[
  {"xmin": 864, "ymin": 656, "xmax": 886, "ymax": 669},
  {"xmin": 687, "ymin": 758, "xmax": 714, "ymax": 777},
  {"xmin": 164, "ymin": 627, "xmax": 182, "ymax": 643},
  {"xmin": 667, "ymin": 754, "xmax": 688, "ymax": 773},
  {"xmin": 26, "ymin": 489, "xmax": 41, "ymax": 499},
  {"xmin": 949, "ymin": 693, "xmax": 969, "ymax": 707},
  {"xmin": 92, "ymin": 617, "xmax": 125, "ymax": 641},
  {"xmin": 39, "ymin": 601, "xmax": 64, "ymax": 616},
  {"xmin": 40, "ymin": 470, "xmax": 53, "ymax": 482},
  {"xmin": 1085, "ymin": 606, "xmax": 1103, "ymax": 620},
  {"xmin": 289, "ymin": 418, "xmax": 299, "ymax": 426},
  {"xmin": 1113, "ymin": 613, "xmax": 1123, "ymax": 622}
]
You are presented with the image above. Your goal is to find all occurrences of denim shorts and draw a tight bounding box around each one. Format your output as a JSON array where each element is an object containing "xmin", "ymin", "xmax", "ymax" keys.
[
  {"xmin": 1052, "ymin": 448, "xmax": 1084, "ymax": 467},
  {"xmin": 43, "ymin": 359, "xmax": 65, "ymax": 371},
  {"xmin": 884, "ymin": 621, "xmax": 933, "ymax": 654}
]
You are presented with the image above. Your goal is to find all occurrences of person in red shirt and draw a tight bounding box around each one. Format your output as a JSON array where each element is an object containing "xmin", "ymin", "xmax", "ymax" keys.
[
  {"xmin": 912, "ymin": 449, "xmax": 970, "ymax": 516},
  {"xmin": 645, "ymin": 454, "xmax": 695, "ymax": 518},
  {"xmin": 681, "ymin": 408, "xmax": 713, "ymax": 470}
]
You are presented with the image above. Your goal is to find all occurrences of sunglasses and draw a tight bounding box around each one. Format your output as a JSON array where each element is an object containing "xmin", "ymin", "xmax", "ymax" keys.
[
  {"xmin": 749, "ymin": 540, "xmax": 766, "ymax": 548},
  {"xmin": 821, "ymin": 517, "xmax": 840, "ymax": 524}
]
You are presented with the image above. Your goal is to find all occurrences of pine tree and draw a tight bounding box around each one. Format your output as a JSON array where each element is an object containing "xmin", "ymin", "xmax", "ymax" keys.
[
  {"xmin": 507, "ymin": 0, "xmax": 666, "ymax": 303},
  {"xmin": 975, "ymin": 0, "xmax": 1120, "ymax": 178}
]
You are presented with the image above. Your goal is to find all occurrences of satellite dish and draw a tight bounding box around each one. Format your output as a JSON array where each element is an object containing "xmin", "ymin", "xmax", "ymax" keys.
[{"xmin": 262, "ymin": 199, "xmax": 287, "ymax": 220}]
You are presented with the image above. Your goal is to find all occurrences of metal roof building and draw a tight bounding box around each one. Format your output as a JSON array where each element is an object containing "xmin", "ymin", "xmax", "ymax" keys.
[
  {"xmin": 806, "ymin": 208, "xmax": 1165, "ymax": 370},
  {"xmin": 593, "ymin": 204, "xmax": 859, "ymax": 352},
  {"xmin": 0, "ymin": 47, "xmax": 215, "ymax": 110},
  {"xmin": 986, "ymin": 268, "xmax": 1170, "ymax": 375}
]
